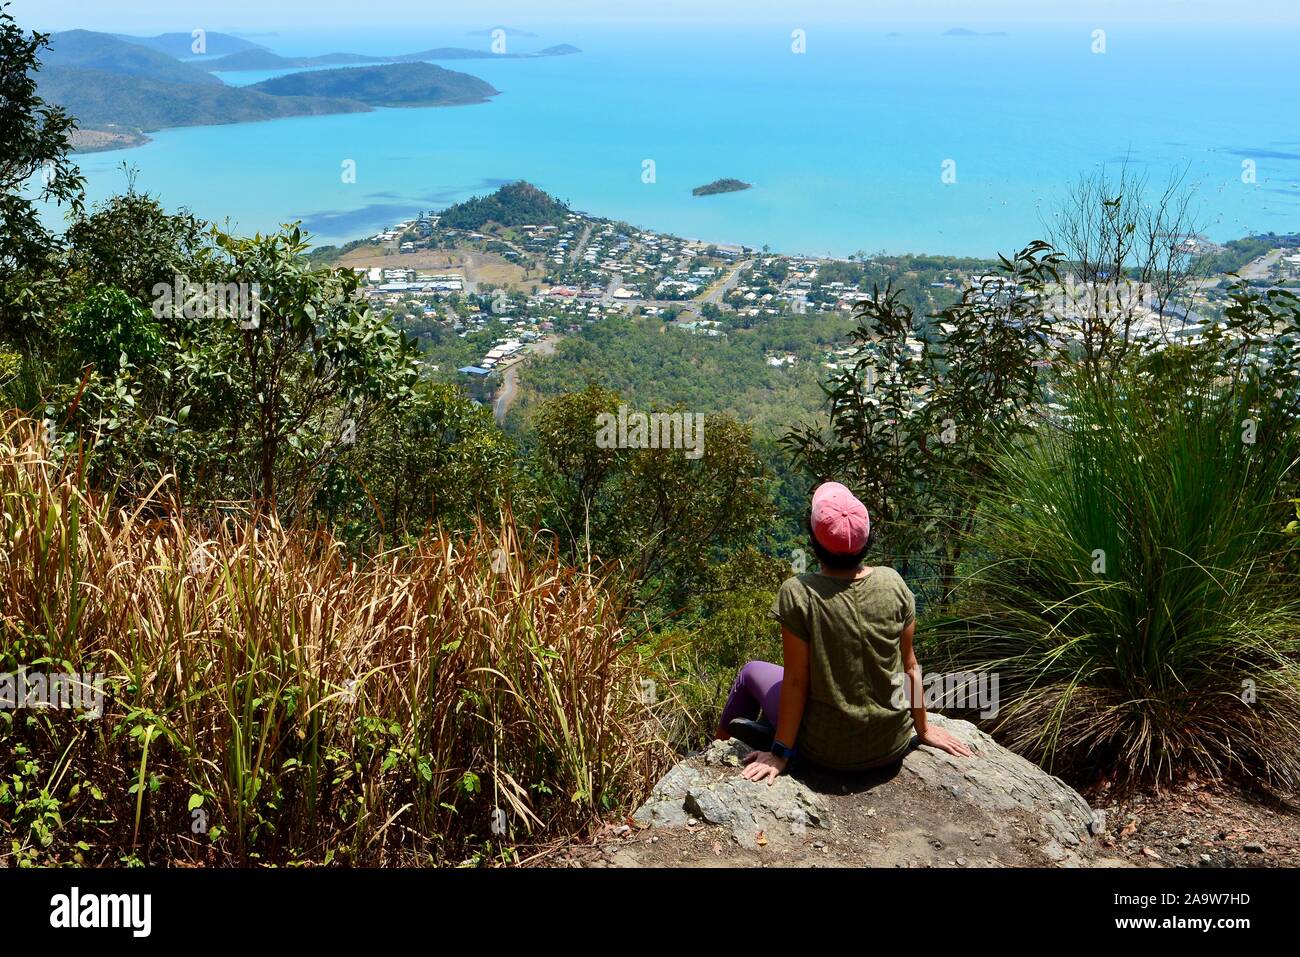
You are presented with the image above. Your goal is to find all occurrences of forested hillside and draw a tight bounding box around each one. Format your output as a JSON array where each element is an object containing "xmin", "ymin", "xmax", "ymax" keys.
[{"xmin": 439, "ymin": 180, "xmax": 571, "ymax": 228}]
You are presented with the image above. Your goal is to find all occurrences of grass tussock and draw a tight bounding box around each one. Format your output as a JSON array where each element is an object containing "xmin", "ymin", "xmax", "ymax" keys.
[
  {"xmin": 929, "ymin": 380, "xmax": 1300, "ymax": 789},
  {"xmin": 0, "ymin": 417, "xmax": 670, "ymax": 866}
]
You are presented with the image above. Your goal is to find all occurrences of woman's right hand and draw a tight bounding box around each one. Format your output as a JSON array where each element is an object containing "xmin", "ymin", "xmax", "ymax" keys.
[
  {"xmin": 740, "ymin": 750, "xmax": 788, "ymax": 784},
  {"xmin": 917, "ymin": 725, "xmax": 974, "ymax": 757}
]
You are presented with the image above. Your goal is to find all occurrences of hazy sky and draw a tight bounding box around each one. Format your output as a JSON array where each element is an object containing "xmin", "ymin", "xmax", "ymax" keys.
[{"xmin": 10, "ymin": 0, "xmax": 1298, "ymax": 34}]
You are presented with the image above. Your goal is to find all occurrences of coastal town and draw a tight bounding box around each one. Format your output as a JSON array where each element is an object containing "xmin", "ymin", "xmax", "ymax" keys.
[
  {"xmin": 326, "ymin": 187, "xmax": 1300, "ymax": 420},
  {"xmin": 340, "ymin": 204, "xmax": 944, "ymax": 382}
]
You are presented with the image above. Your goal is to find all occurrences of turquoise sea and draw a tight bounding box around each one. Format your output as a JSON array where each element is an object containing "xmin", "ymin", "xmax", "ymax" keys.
[{"xmin": 67, "ymin": 24, "xmax": 1300, "ymax": 257}]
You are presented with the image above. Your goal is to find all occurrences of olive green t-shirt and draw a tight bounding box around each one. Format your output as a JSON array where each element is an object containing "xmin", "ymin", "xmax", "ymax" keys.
[{"xmin": 770, "ymin": 567, "xmax": 916, "ymax": 770}]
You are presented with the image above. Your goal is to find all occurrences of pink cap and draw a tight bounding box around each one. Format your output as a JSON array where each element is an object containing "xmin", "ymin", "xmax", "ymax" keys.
[{"xmin": 810, "ymin": 482, "xmax": 871, "ymax": 555}]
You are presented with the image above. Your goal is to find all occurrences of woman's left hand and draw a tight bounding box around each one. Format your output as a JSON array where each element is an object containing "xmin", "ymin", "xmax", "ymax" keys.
[{"xmin": 740, "ymin": 750, "xmax": 788, "ymax": 784}]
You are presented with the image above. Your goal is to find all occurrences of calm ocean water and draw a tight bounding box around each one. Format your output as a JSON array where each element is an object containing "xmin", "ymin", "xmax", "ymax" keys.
[{"xmin": 66, "ymin": 25, "xmax": 1300, "ymax": 257}]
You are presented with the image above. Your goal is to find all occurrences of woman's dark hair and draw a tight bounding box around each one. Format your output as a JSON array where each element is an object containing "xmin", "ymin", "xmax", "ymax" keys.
[{"xmin": 806, "ymin": 516, "xmax": 873, "ymax": 571}]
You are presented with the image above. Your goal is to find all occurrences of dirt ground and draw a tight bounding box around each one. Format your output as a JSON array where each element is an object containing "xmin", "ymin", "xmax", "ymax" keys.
[
  {"xmin": 550, "ymin": 757, "xmax": 1128, "ymax": 869},
  {"xmin": 336, "ymin": 246, "xmax": 537, "ymax": 290},
  {"xmin": 1084, "ymin": 776, "xmax": 1300, "ymax": 868},
  {"xmin": 546, "ymin": 769, "xmax": 1299, "ymax": 870},
  {"xmin": 70, "ymin": 128, "xmax": 149, "ymax": 153}
]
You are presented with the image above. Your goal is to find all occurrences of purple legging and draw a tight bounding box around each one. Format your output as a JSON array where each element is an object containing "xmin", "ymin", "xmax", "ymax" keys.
[{"xmin": 719, "ymin": 660, "xmax": 784, "ymax": 731}]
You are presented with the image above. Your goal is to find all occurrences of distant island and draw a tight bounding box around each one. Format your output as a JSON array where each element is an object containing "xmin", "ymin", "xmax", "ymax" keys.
[
  {"xmin": 248, "ymin": 62, "xmax": 499, "ymax": 108},
  {"xmin": 692, "ymin": 178, "xmax": 752, "ymax": 197},
  {"xmin": 44, "ymin": 29, "xmax": 225, "ymax": 86},
  {"xmin": 202, "ymin": 43, "xmax": 580, "ymax": 71},
  {"xmin": 943, "ymin": 28, "xmax": 1010, "ymax": 37},
  {"xmin": 466, "ymin": 26, "xmax": 539, "ymax": 37},
  {"xmin": 113, "ymin": 30, "xmax": 265, "ymax": 58},
  {"xmin": 201, "ymin": 49, "xmax": 380, "ymax": 71},
  {"xmin": 34, "ymin": 30, "xmax": 548, "ymax": 150},
  {"xmin": 37, "ymin": 63, "xmax": 369, "ymax": 135}
]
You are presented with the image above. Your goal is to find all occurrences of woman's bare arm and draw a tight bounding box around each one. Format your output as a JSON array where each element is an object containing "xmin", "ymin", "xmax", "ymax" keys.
[
  {"xmin": 742, "ymin": 627, "xmax": 808, "ymax": 783},
  {"xmin": 900, "ymin": 620, "xmax": 974, "ymax": 757}
]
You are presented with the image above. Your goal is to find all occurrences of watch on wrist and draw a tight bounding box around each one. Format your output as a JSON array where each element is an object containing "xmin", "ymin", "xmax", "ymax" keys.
[{"xmin": 770, "ymin": 740, "xmax": 797, "ymax": 760}]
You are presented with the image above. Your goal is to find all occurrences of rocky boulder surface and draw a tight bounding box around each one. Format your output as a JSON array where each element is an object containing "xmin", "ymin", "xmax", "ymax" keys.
[{"xmin": 571, "ymin": 714, "xmax": 1126, "ymax": 868}]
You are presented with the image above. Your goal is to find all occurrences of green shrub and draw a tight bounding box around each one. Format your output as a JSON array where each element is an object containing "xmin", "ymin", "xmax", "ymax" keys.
[{"xmin": 928, "ymin": 374, "xmax": 1300, "ymax": 788}]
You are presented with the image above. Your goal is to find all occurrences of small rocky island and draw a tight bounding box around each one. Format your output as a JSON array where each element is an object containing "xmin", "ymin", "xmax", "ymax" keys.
[{"xmin": 692, "ymin": 178, "xmax": 752, "ymax": 197}]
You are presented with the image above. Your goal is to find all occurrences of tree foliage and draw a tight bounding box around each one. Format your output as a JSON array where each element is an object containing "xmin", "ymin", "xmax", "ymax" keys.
[{"xmin": 0, "ymin": 5, "xmax": 84, "ymax": 344}]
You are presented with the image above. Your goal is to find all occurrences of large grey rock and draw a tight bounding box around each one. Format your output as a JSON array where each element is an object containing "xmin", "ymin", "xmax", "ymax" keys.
[
  {"xmin": 634, "ymin": 738, "xmax": 830, "ymax": 850},
  {"xmin": 615, "ymin": 714, "xmax": 1117, "ymax": 867}
]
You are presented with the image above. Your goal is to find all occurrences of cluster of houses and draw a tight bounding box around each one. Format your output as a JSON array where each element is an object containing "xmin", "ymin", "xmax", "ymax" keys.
[
  {"xmin": 372, "ymin": 213, "xmax": 438, "ymax": 248},
  {"xmin": 458, "ymin": 337, "xmax": 531, "ymax": 378},
  {"xmin": 820, "ymin": 338, "xmax": 924, "ymax": 373},
  {"xmin": 344, "ymin": 205, "xmax": 1284, "ymax": 403},
  {"xmin": 725, "ymin": 258, "xmax": 821, "ymax": 317},
  {"xmin": 355, "ymin": 267, "xmax": 465, "ymax": 298},
  {"xmin": 518, "ymin": 216, "xmax": 748, "ymax": 304},
  {"xmin": 675, "ymin": 319, "xmax": 723, "ymax": 337},
  {"xmin": 1277, "ymin": 252, "xmax": 1300, "ymax": 281}
]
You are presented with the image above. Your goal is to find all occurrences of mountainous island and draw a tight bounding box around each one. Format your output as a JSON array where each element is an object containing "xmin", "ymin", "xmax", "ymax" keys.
[
  {"xmin": 43, "ymin": 29, "xmax": 225, "ymax": 85},
  {"xmin": 113, "ymin": 30, "xmax": 265, "ymax": 58},
  {"xmin": 39, "ymin": 63, "xmax": 369, "ymax": 138},
  {"xmin": 202, "ymin": 43, "xmax": 580, "ymax": 71},
  {"xmin": 34, "ymin": 29, "xmax": 573, "ymax": 151},
  {"xmin": 692, "ymin": 178, "xmax": 753, "ymax": 197},
  {"xmin": 248, "ymin": 62, "xmax": 499, "ymax": 108}
]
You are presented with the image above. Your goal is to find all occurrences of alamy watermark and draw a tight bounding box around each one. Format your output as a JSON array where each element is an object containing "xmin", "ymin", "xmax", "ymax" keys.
[
  {"xmin": 595, "ymin": 404, "xmax": 705, "ymax": 459},
  {"xmin": 151, "ymin": 275, "xmax": 262, "ymax": 329},
  {"xmin": 1, "ymin": 668, "xmax": 104, "ymax": 718},
  {"xmin": 49, "ymin": 887, "xmax": 150, "ymax": 937},
  {"xmin": 891, "ymin": 669, "xmax": 1000, "ymax": 719}
]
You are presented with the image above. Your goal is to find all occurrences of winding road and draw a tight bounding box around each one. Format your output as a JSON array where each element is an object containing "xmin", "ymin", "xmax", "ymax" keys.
[{"xmin": 493, "ymin": 335, "xmax": 557, "ymax": 425}]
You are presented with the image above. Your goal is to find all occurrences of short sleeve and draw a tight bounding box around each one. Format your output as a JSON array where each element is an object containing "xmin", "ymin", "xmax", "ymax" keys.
[{"xmin": 770, "ymin": 577, "xmax": 811, "ymax": 642}]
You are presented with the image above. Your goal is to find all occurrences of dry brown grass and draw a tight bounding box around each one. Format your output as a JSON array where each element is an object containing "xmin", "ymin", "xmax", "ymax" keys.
[
  {"xmin": 0, "ymin": 417, "xmax": 671, "ymax": 866},
  {"xmin": 336, "ymin": 247, "xmax": 530, "ymax": 288}
]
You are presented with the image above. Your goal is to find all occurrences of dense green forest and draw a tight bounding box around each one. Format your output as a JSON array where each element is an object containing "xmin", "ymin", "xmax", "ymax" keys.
[
  {"xmin": 508, "ymin": 313, "xmax": 854, "ymax": 436},
  {"xmin": 501, "ymin": 311, "xmax": 858, "ymax": 545}
]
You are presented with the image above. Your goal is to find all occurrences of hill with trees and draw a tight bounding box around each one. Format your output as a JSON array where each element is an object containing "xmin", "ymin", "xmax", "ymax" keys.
[
  {"xmin": 43, "ymin": 30, "xmax": 223, "ymax": 85},
  {"xmin": 35, "ymin": 65, "xmax": 370, "ymax": 131},
  {"xmin": 439, "ymin": 181, "xmax": 572, "ymax": 228},
  {"xmin": 113, "ymin": 30, "xmax": 266, "ymax": 58}
]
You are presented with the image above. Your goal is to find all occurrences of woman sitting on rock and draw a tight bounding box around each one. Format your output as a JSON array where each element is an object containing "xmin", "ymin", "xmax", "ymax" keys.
[{"xmin": 716, "ymin": 481, "xmax": 972, "ymax": 784}]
